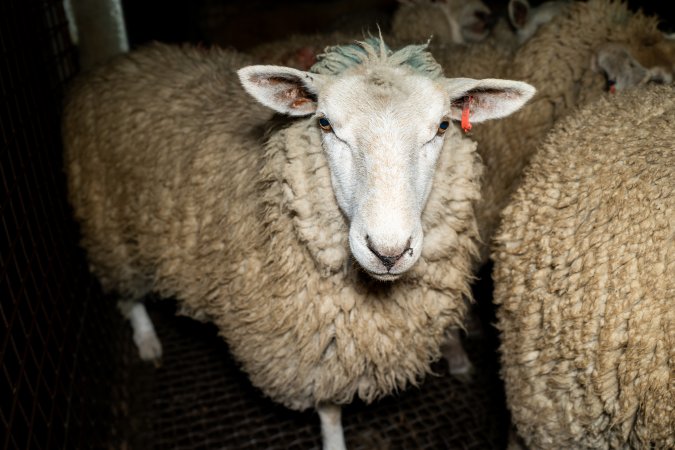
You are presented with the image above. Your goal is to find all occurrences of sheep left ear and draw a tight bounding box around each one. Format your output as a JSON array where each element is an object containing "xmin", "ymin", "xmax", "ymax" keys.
[
  {"xmin": 445, "ymin": 78, "xmax": 536, "ymax": 123},
  {"xmin": 508, "ymin": 0, "xmax": 531, "ymax": 29},
  {"xmin": 238, "ymin": 65, "xmax": 326, "ymax": 116}
]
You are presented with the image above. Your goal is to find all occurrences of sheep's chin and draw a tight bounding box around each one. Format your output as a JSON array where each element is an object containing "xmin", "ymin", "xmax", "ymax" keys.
[{"xmin": 366, "ymin": 271, "xmax": 403, "ymax": 282}]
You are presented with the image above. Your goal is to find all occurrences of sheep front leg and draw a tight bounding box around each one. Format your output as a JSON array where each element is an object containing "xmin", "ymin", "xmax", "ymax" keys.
[
  {"xmin": 118, "ymin": 300, "xmax": 162, "ymax": 363},
  {"xmin": 441, "ymin": 328, "xmax": 474, "ymax": 382},
  {"xmin": 317, "ymin": 402, "xmax": 346, "ymax": 450}
]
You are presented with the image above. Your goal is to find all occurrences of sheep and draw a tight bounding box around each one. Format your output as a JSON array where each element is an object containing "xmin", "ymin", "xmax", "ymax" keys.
[
  {"xmin": 63, "ymin": 38, "xmax": 534, "ymax": 449},
  {"xmin": 594, "ymin": 40, "xmax": 675, "ymax": 91},
  {"xmin": 491, "ymin": 84, "xmax": 675, "ymax": 449},
  {"xmin": 507, "ymin": 0, "xmax": 571, "ymax": 44},
  {"xmin": 246, "ymin": 30, "xmax": 497, "ymax": 376},
  {"xmin": 391, "ymin": 0, "xmax": 494, "ymax": 45},
  {"xmin": 245, "ymin": 0, "xmax": 496, "ymax": 72},
  {"xmin": 246, "ymin": 30, "xmax": 362, "ymax": 71},
  {"xmin": 413, "ymin": 0, "xmax": 567, "ymax": 59},
  {"xmin": 430, "ymin": 0, "xmax": 674, "ymax": 262}
]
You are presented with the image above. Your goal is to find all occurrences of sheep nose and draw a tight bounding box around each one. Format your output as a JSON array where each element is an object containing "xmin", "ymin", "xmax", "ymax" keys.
[
  {"xmin": 476, "ymin": 11, "xmax": 495, "ymax": 27},
  {"xmin": 366, "ymin": 236, "xmax": 412, "ymax": 271}
]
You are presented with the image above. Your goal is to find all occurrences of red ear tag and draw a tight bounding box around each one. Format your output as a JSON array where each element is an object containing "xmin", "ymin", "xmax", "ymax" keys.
[{"xmin": 461, "ymin": 95, "xmax": 473, "ymax": 133}]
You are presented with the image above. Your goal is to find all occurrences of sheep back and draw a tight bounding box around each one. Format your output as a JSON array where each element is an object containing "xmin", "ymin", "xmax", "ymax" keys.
[
  {"xmin": 63, "ymin": 43, "xmax": 273, "ymax": 299},
  {"xmin": 246, "ymin": 30, "xmax": 364, "ymax": 70},
  {"xmin": 492, "ymin": 85, "xmax": 675, "ymax": 449},
  {"xmin": 63, "ymin": 43, "xmax": 483, "ymax": 411},
  {"xmin": 435, "ymin": 0, "xmax": 665, "ymax": 260}
]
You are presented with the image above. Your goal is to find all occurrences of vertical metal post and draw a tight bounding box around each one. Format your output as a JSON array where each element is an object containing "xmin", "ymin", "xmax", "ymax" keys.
[{"xmin": 64, "ymin": 0, "xmax": 129, "ymax": 69}]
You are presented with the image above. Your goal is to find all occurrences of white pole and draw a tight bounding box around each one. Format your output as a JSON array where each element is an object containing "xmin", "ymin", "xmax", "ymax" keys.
[{"xmin": 65, "ymin": 0, "xmax": 129, "ymax": 70}]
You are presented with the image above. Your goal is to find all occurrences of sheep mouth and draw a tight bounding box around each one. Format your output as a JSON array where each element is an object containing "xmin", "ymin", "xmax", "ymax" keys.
[{"xmin": 365, "ymin": 270, "xmax": 403, "ymax": 282}]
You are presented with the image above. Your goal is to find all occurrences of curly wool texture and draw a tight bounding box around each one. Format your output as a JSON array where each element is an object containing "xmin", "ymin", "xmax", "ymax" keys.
[
  {"xmin": 432, "ymin": 0, "xmax": 664, "ymax": 261},
  {"xmin": 492, "ymin": 85, "xmax": 674, "ymax": 449},
  {"xmin": 63, "ymin": 42, "xmax": 483, "ymax": 411}
]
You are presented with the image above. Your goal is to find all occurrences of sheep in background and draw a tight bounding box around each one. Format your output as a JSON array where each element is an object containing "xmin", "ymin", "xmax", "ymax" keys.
[
  {"xmin": 426, "ymin": 0, "xmax": 575, "ymax": 84},
  {"xmin": 63, "ymin": 39, "xmax": 534, "ymax": 449},
  {"xmin": 392, "ymin": 0, "xmax": 494, "ymax": 45},
  {"xmin": 594, "ymin": 39, "xmax": 675, "ymax": 91},
  {"xmin": 246, "ymin": 0, "xmax": 497, "ymax": 71},
  {"xmin": 492, "ymin": 84, "xmax": 674, "ymax": 449},
  {"xmin": 507, "ymin": 0, "xmax": 571, "ymax": 44},
  {"xmin": 432, "ymin": 0, "xmax": 674, "ymax": 262},
  {"xmin": 417, "ymin": 0, "xmax": 567, "ymax": 57},
  {"xmin": 246, "ymin": 30, "xmax": 366, "ymax": 71}
]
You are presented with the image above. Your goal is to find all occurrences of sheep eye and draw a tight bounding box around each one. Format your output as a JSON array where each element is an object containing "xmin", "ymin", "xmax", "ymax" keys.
[
  {"xmin": 437, "ymin": 120, "xmax": 450, "ymax": 135},
  {"xmin": 318, "ymin": 117, "xmax": 332, "ymax": 132}
]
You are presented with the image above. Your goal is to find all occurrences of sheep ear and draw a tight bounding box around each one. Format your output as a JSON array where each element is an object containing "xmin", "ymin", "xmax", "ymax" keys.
[
  {"xmin": 445, "ymin": 78, "xmax": 536, "ymax": 123},
  {"xmin": 594, "ymin": 44, "xmax": 650, "ymax": 91},
  {"xmin": 238, "ymin": 65, "xmax": 324, "ymax": 116},
  {"xmin": 508, "ymin": 0, "xmax": 530, "ymax": 29}
]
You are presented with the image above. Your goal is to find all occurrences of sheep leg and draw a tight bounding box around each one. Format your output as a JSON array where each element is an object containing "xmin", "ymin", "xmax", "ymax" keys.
[
  {"xmin": 441, "ymin": 328, "xmax": 474, "ymax": 382},
  {"xmin": 118, "ymin": 300, "xmax": 162, "ymax": 363},
  {"xmin": 317, "ymin": 402, "xmax": 346, "ymax": 450}
]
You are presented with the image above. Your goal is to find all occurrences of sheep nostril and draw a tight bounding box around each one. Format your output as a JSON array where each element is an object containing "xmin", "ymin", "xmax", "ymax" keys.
[
  {"xmin": 366, "ymin": 236, "xmax": 413, "ymax": 271},
  {"xmin": 378, "ymin": 254, "xmax": 398, "ymax": 270}
]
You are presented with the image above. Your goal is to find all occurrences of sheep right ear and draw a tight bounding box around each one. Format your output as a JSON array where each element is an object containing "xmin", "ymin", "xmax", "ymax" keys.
[
  {"xmin": 238, "ymin": 65, "xmax": 325, "ymax": 116},
  {"xmin": 508, "ymin": 0, "xmax": 530, "ymax": 29},
  {"xmin": 445, "ymin": 78, "xmax": 536, "ymax": 123}
]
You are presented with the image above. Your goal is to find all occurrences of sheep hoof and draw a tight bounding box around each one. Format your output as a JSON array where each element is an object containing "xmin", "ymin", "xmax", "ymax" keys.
[
  {"xmin": 123, "ymin": 301, "xmax": 163, "ymax": 365},
  {"xmin": 448, "ymin": 356, "xmax": 475, "ymax": 383},
  {"xmin": 135, "ymin": 330, "xmax": 163, "ymax": 364},
  {"xmin": 442, "ymin": 328, "xmax": 475, "ymax": 382},
  {"xmin": 463, "ymin": 308, "xmax": 484, "ymax": 338}
]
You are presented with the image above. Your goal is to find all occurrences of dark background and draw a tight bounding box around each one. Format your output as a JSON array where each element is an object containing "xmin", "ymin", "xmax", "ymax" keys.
[{"xmin": 120, "ymin": 0, "xmax": 675, "ymax": 51}]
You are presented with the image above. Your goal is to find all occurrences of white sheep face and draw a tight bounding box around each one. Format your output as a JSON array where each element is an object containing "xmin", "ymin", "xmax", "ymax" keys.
[
  {"xmin": 316, "ymin": 67, "xmax": 447, "ymax": 280},
  {"xmin": 239, "ymin": 49, "xmax": 534, "ymax": 280}
]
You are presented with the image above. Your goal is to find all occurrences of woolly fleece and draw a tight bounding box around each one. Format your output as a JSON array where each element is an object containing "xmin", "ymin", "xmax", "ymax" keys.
[
  {"xmin": 492, "ymin": 85, "xmax": 675, "ymax": 449},
  {"xmin": 63, "ymin": 43, "xmax": 483, "ymax": 411}
]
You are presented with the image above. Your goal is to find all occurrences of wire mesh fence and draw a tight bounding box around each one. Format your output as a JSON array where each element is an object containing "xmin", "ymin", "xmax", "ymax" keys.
[{"xmin": 1, "ymin": 1, "xmax": 130, "ymax": 448}]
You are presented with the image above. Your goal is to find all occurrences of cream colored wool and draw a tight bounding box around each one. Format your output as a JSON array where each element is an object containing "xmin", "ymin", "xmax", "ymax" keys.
[
  {"xmin": 63, "ymin": 43, "xmax": 482, "ymax": 411},
  {"xmin": 492, "ymin": 85, "xmax": 675, "ymax": 449},
  {"xmin": 246, "ymin": 30, "xmax": 366, "ymax": 70},
  {"xmin": 432, "ymin": 0, "xmax": 665, "ymax": 260}
]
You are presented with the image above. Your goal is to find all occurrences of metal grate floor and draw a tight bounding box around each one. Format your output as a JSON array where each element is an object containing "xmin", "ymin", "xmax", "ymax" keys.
[{"xmin": 119, "ymin": 280, "xmax": 509, "ymax": 450}]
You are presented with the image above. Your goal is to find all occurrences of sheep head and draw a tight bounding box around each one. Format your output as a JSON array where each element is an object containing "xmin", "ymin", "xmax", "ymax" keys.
[
  {"xmin": 239, "ymin": 41, "xmax": 534, "ymax": 280},
  {"xmin": 508, "ymin": 0, "xmax": 570, "ymax": 44},
  {"xmin": 436, "ymin": 0, "xmax": 495, "ymax": 43},
  {"xmin": 593, "ymin": 40, "xmax": 675, "ymax": 92}
]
